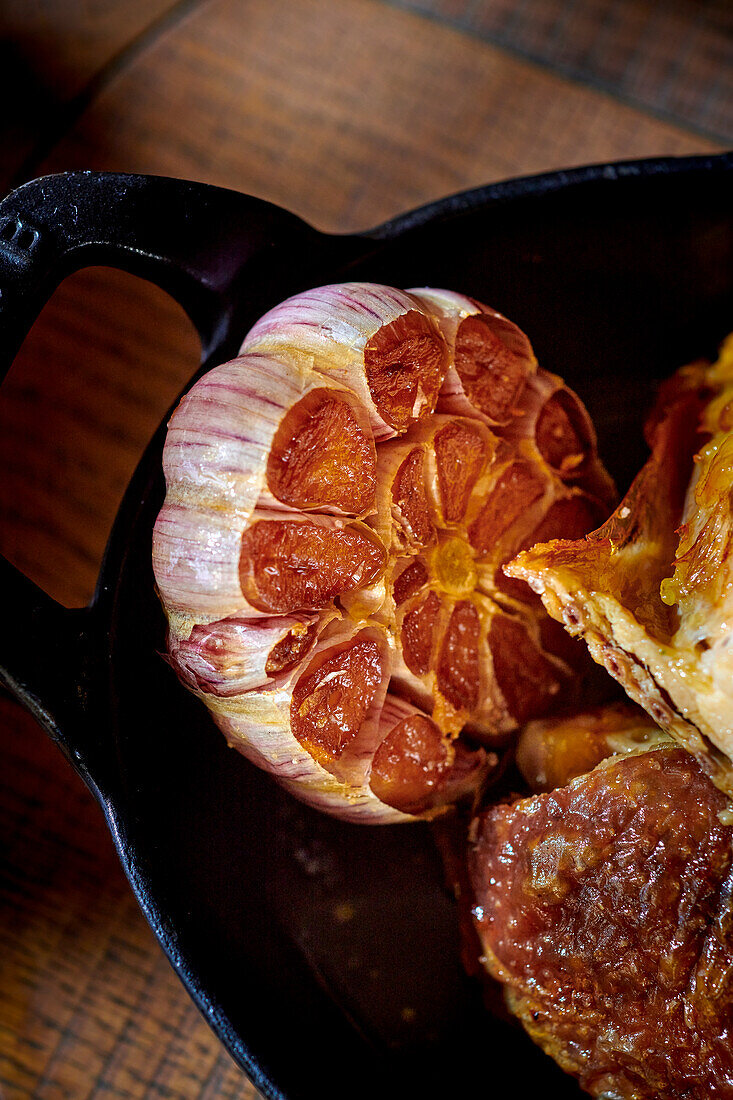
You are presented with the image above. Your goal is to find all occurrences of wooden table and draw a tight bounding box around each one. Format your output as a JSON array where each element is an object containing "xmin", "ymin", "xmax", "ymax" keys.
[{"xmin": 0, "ymin": 1, "xmax": 730, "ymax": 1096}]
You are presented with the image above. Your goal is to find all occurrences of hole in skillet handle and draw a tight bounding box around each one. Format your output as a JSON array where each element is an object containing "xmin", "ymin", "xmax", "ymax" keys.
[
  {"xmin": 1, "ymin": 266, "xmax": 202, "ymax": 610},
  {"xmin": 0, "ymin": 169, "xmax": 325, "ymax": 799}
]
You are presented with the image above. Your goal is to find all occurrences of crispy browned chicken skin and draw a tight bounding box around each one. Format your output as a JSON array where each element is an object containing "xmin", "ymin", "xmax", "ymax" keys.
[{"xmin": 469, "ymin": 747, "xmax": 733, "ymax": 1098}]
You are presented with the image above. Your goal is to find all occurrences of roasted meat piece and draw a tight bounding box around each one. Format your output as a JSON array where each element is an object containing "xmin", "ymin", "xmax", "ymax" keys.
[
  {"xmin": 507, "ymin": 335, "xmax": 733, "ymax": 796},
  {"xmin": 469, "ymin": 747, "xmax": 733, "ymax": 1099}
]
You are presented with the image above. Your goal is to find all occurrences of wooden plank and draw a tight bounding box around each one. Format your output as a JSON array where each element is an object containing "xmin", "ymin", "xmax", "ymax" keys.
[
  {"xmin": 404, "ymin": 0, "xmax": 733, "ymax": 142},
  {"xmin": 0, "ymin": 267, "xmax": 199, "ymax": 607},
  {"xmin": 40, "ymin": 0, "xmax": 719, "ymax": 232},
  {"xmin": 0, "ymin": 698, "xmax": 256, "ymax": 1100},
  {"xmin": 0, "ymin": 0, "xmax": 182, "ymax": 192}
]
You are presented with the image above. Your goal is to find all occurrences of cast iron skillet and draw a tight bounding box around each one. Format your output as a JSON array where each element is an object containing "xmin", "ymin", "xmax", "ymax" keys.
[{"xmin": 0, "ymin": 154, "xmax": 732, "ymax": 1099}]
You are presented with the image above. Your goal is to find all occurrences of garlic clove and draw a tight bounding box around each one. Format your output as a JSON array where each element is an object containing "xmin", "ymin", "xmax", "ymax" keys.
[
  {"xmin": 369, "ymin": 693, "xmax": 495, "ymax": 817},
  {"xmin": 409, "ymin": 287, "xmax": 537, "ymax": 427},
  {"xmin": 500, "ymin": 367, "xmax": 617, "ymax": 505},
  {"xmin": 484, "ymin": 608, "xmax": 566, "ymax": 729},
  {"xmin": 265, "ymin": 384, "xmax": 378, "ymax": 517},
  {"xmin": 167, "ymin": 611, "xmax": 326, "ymax": 697},
  {"xmin": 466, "ymin": 452, "xmax": 552, "ymax": 564},
  {"xmin": 370, "ymin": 434, "xmax": 437, "ymax": 554},
  {"xmin": 238, "ymin": 512, "xmax": 387, "ymax": 616},
  {"xmin": 153, "ymin": 500, "xmax": 248, "ymax": 621},
  {"xmin": 207, "ymin": 621, "xmax": 413, "ymax": 821},
  {"xmin": 241, "ymin": 283, "xmax": 449, "ymax": 440},
  {"xmin": 391, "ymin": 556, "xmax": 430, "ymax": 608},
  {"xmin": 160, "ymin": 353, "xmax": 307, "ymax": 515},
  {"xmin": 412, "ymin": 288, "xmax": 616, "ymax": 508},
  {"xmin": 428, "ymin": 415, "xmax": 495, "ymax": 526},
  {"xmin": 153, "ymin": 351, "xmax": 349, "ymax": 619},
  {"xmin": 516, "ymin": 702, "xmax": 667, "ymax": 793}
]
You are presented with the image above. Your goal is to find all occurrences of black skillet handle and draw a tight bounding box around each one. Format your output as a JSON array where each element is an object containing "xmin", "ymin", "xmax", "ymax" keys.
[{"xmin": 0, "ymin": 171, "xmax": 315, "ymax": 771}]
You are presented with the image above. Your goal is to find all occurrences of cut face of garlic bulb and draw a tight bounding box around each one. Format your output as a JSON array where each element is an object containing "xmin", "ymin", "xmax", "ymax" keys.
[
  {"xmin": 153, "ymin": 282, "xmax": 616, "ymax": 822},
  {"xmin": 507, "ymin": 334, "xmax": 733, "ymax": 798},
  {"xmin": 469, "ymin": 744, "xmax": 733, "ymax": 1099}
]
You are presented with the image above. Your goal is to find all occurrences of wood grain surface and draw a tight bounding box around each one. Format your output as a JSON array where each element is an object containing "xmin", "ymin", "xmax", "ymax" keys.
[
  {"xmin": 0, "ymin": 0, "xmax": 728, "ymax": 1096},
  {"xmin": 0, "ymin": 0, "xmax": 182, "ymax": 192}
]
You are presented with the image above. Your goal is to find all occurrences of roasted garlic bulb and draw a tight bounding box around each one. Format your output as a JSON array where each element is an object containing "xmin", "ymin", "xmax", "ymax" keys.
[
  {"xmin": 153, "ymin": 283, "xmax": 614, "ymax": 821},
  {"xmin": 508, "ymin": 335, "xmax": 733, "ymax": 796},
  {"xmin": 469, "ymin": 744, "xmax": 733, "ymax": 1099}
]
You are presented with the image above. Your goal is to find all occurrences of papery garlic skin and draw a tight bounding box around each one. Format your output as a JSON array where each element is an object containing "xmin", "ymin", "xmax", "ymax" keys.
[
  {"xmin": 507, "ymin": 334, "xmax": 733, "ymax": 797},
  {"xmin": 154, "ymin": 282, "xmax": 615, "ymax": 821},
  {"xmin": 242, "ymin": 283, "xmax": 449, "ymax": 441},
  {"xmin": 209, "ymin": 623, "xmax": 413, "ymax": 824},
  {"xmin": 168, "ymin": 611, "xmax": 328, "ymax": 697},
  {"xmin": 154, "ymin": 353, "xmax": 309, "ymax": 620}
]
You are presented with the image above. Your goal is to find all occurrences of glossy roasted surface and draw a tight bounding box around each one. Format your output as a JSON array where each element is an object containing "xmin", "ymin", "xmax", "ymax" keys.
[{"xmin": 470, "ymin": 747, "xmax": 733, "ymax": 1098}]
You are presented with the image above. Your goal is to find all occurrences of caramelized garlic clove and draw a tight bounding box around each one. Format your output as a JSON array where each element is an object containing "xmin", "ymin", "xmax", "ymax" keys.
[
  {"xmin": 242, "ymin": 282, "xmax": 449, "ymax": 440},
  {"xmin": 211, "ymin": 622, "xmax": 410, "ymax": 821},
  {"xmin": 410, "ymin": 287, "xmax": 536, "ymax": 427},
  {"xmin": 370, "ymin": 693, "xmax": 495, "ymax": 817},
  {"xmin": 265, "ymin": 384, "xmax": 378, "ymax": 517},
  {"xmin": 153, "ymin": 352, "xmax": 376, "ymax": 620},
  {"xmin": 516, "ymin": 702, "xmax": 668, "ymax": 793},
  {"xmin": 239, "ymin": 512, "xmax": 387, "ymax": 616}
]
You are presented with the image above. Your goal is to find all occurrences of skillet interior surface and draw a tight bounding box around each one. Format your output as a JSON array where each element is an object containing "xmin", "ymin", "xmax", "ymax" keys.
[{"xmin": 73, "ymin": 159, "xmax": 733, "ymax": 1099}]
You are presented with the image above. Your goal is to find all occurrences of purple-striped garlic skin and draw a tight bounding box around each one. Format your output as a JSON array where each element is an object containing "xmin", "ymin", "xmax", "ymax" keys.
[
  {"xmin": 167, "ymin": 611, "xmax": 329, "ymax": 697},
  {"xmin": 241, "ymin": 283, "xmax": 449, "ymax": 441},
  {"xmin": 153, "ymin": 282, "xmax": 615, "ymax": 821},
  {"xmin": 154, "ymin": 353, "xmax": 308, "ymax": 622}
]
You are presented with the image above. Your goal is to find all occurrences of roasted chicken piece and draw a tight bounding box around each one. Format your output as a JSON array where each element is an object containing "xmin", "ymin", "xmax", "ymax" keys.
[
  {"xmin": 469, "ymin": 746, "xmax": 733, "ymax": 1099},
  {"xmin": 508, "ymin": 335, "xmax": 733, "ymax": 796}
]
